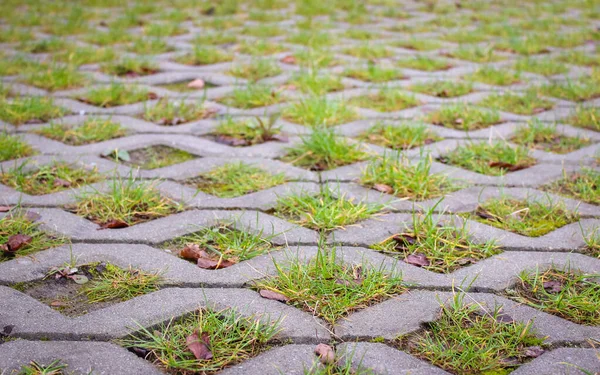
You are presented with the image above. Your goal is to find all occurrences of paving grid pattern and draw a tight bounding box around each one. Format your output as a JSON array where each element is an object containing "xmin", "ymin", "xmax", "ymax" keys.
[{"xmin": 0, "ymin": 0, "xmax": 600, "ymax": 374}]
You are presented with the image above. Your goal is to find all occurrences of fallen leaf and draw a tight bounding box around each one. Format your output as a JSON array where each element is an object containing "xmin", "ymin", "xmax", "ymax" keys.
[
  {"xmin": 69, "ymin": 274, "xmax": 89, "ymax": 284},
  {"xmin": 0, "ymin": 206, "xmax": 11, "ymax": 212},
  {"xmin": 259, "ymin": 289, "xmax": 290, "ymax": 302},
  {"xmin": 475, "ymin": 207, "xmax": 496, "ymax": 221},
  {"xmin": 214, "ymin": 134, "xmax": 249, "ymax": 147},
  {"xmin": 456, "ymin": 257, "xmax": 476, "ymax": 266},
  {"xmin": 392, "ymin": 234, "xmax": 417, "ymax": 250},
  {"xmin": 543, "ymin": 280, "xmax": 563, "ymax": 293},
  {"xmin": 0, "ymin": 244, "xmax": 9, "ymax": 253},
  {"xmin": 50, "ymin": 300, "xmax": 67, "ymax": 307},
  {"xmin": 147, "ymin": 92, "xmax": 159, "ymax": 100},
  {"xmin": 405, "ymin": 253, "xmax": 430, "ymax": 267},
  {"xmin": 280, "ymin": 55, "xmax": 296, "ymax": 64},
  {"xmin": 180, "ymin": 244, "xmax": 203, "ymax": 260},
  {"xmin": 314, "ymin": 343, "xmax": 335, "ymax": 365},
  {"xmin": 53, "ymin": 178, "xmax": 71, "ymax": 188},
  {"xmin": 187, "ymin": 79, "xmax": 205, "ymax": 89},
  {"xmin": 524, "ymin": 346, "xmax": 544, "ymax": 358},
  {"xmin": 373, "ymin": 183, "xmax": 394, "ymax": 194},
  {"xmin": 186, "ymin": 331, "xmax": 213, "ymax": 360},
  {"xmin": 499, "ymin": 357, "xmax": 520, "ymax": 366},
  {"xmin": 197, "ymin": 257, "xmax": 235, "ymax": 269},
  {"xmin": 129, "ymin": 347, "xmax": 150, "ymax": 358},
  {"xmin": 454, "ymin": 118, "xmax": 464, "ymax": 124},
  {"xmin": 6, "ymin": 234, "xmax": 32, "ymax": 252},
  {"xmin": 99, "ymin": 219, "xmax": 129, "ymax": 229},
  {"xmin": 495, "ymin": 313, "xmax": 514, "ymax": 323}
]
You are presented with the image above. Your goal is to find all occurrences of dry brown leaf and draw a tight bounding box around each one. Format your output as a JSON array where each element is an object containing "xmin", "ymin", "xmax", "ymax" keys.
[
  {"xmin": 405, "ymin": 253, "xmax": 430, "ymax": 267},
  {"xmin": 99, "ymin": 219, "xmax": 129, "ymax": 229},
  {"xmin": 53, "ymin": 178, "xmax": 71, "ymax": 188},
  {"xmin": 147, "ymin": 92, "xmax": 159, "ymax": 100},
  {"xmin": 187, "ymin": 79, "xmax": 205, "ymax": 89},
  {"xmin": 373, "ymin": 183, "xmax": 394, "ymax": 194},
  {"xmin": 180, "ymin": 244, "xmax": 203, "ymax": 260},
  {"xmin": 314, "ymin": 343, "xmax": 335, "ymax": 364},
  {"xmin": 6, "ymin": 234, "xmax": 32, "ymax": 252},
  {"xmin": 0, "ymin": 206, "xmax": 11, "ymax": 212},
  {"xmin": 186, "ymin": 331, "xmax": 213, "ymax": 360},
  {"xmin": 280, "ymin": 55, "xmax": 296, "ymax": 64},
  {"xmin": 259, "ymin": 289, "xmax": 290, "ymax": 302},
  {"xmin": 197, "ymin": 257, "xmax": 235, "ymax": 269}
]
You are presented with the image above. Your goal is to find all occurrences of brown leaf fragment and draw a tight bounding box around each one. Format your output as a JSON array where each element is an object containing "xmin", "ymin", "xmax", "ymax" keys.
[
  {"xmin": 475, "ymin": 207, "xmax": 496, "ymax": 221},
  {"xmin": 53, "ymin": 178, "xmax": 71, "ymax": 188},
  {"xmin": 543, "ymin": 280, "xmax": 563, "ymax": 293},
  {"xmin": 180, "ymin": 244, "xmax": 203, "ymax": 260},
  {"xmin": 214, "ymin": 134, "xmax": 249, "ymax": 147},
  {"xmin": 196, "ymin": 257, "xmax": 234, "ymax": 269},
  {"xmin": 494, "ymin": 313, "xmax": 514, "ymax": 323},
  {"xmin": 499, "ymin": 357, "xmax": 520, "ymax": 366},
  {"xmin": 0, "ymin": 206, "xmax": 11, "ymax": 212},
  {"xmin": 405, "ymin": 253, "xmax": 430, "ymax": 267},
  {"xmin": 392, "ymin": 234, "xmax": 417, "ymax": 250},
  {"xmin": 315, "ymin": 343, "xmax": 335, "ymax": 365},
  {"xmin": 259, "ymin": 289, "xmax": 290, "ymax": 302},
  {"xmin": 50, "ymin": 300, "xmax": 67, "ymax": 307},
  {"xmin": 280, "ymin": 55, "xmax": 296, "ymax": 64},
  {"xmin": 488, "ymin": 161, "xmax": 527, "ymax": 172},
  {"xmin": 147, "ymin": 92, "xmax": 159, "ymax": 100},
  {"xmin": 0, "ymin": 244, "xmax": 9, "ymax": 253},
  {"xmin": 524, "ymin": 346, "xmax": 544, "ymax": 358},
  {"xmin": 6, "ymin": 234, "xmax": 32, "ymax": 252},
  {"xmin": 186, "ymin": 331, "xmax": 213, "ymax": 360},
  {"xmin": 373, "ymin": 183, "xmax": 394, "ymax": 194},
  {"xmin": 99, "ymin": 219, "xmax": 129, "ymax": 229},
  {"xmin": 187, "ymin": 79, "xmax": 205, "ymax": 89}
]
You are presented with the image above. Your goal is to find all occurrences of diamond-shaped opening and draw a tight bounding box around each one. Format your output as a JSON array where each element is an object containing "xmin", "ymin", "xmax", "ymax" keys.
[
  {"xmin": 359, "ymin": 154, "xmax": 461, "ymax": 201},
  {"xmin": 269, "ymin": 189, "xmax": 382, "ymax": 232},
  {"xmin": 371, "ymin": 211, "xmax": 500, "ymax": 273},
  {"xmin": 0, "ymin": 132, "xmax": 35, "ymax": 161},
  {"xmin": 348, "ymin": 90, "xmax": 421, "ymax": 112},
  {"xmin": 206, "ymin": 117, "xmax": 288, "ymax": 147},
  {"xmin": 12, "ymin": 262, "xmax": 161, "ymax": 317},
  {"xmin": 438, "ymin": 141, "xmax": 536, "ymax": 176},
  {"xmin": 113, "ymin": 145, "xmax": 197, "ymax": 170},
  {"xmin": 543, "ymin": 168, "xmax": 599, "ymax": 206},
  {"xmin": 158, "ymin": 80, "xmax": 219, "ymax": 93},
  {"xmin": 357, "ymin": 122, "xmax": 442, "ymax": 151},
  {"xmin": 506, "ymin": 267, "xmax": 600, "ymax": 326},
  {"xmin": 185, "ymin": 162, "xmax": 286, "ymax": 198},
  {"xmin": 510, "ymin": 121, "xmax": 593, "ymax": 155},
  {"xmin": 1, "ymin": 211, "xmax": 67, "ymax": 262},
  {"xmin": 161, "ymin": 223, "xmax": 275, "ymax": 270},
  {"xmin": 397, "ymin": 300, "xmax": 546, "ymax": 374},
  {"xmin": 479, "ymin": 90, "xmax": 555, "ymax": 116},
  {"xmin": 76, "ymin": 83, "xmax": 157, "ymax": 108},
  {"xmin": 0, "ymin": 161, "xmax": 102, "ymax": 196},
  {"xmin": 425, "ymin": 104, "xmax": 504, "ymax": 131},
  {"xmin": 216, "ymin": 85, "xmax": 286, "ymax": 110},
  {"xmin": 253, "ymin": 249, "xmax": 406, "ymax": 325},
  {"xmin": 34, "ymin": 117, "xmax": 128, "ymax": 145},
  {"xmin": 72, "ymin": 176, "xmax": 180, "ymax": 228},
  {"xmin": 120, "ymin": 308, "xmax": 278, "ymax": 373},
  {"xmin": 139, "ymin": 98, "xmax": 217, "ymax": 126},
  {"xmin": 470, "ymin": 197, "xmax": 579, "ymax": 237},
  {"xmin": 409, "ymin": 80, "xmax": 475, "ymax": 98}
]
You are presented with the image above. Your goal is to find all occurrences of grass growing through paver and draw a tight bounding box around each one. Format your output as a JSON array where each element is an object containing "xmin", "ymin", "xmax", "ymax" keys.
[
  {"xmin": 52, "ymin": 46, "xmax": 117, "ymax": 66},
  {"xmin": 16, "ymin": 360, "xmax": 69, "ymax": 374},
  {"xmin": 358, "ymin": 122, "xmax": 440, "ymax": 150},
  {"xmin": 273, "ymin": 188, "xmax": 382, "ymax": 232},
  {"xmin": 175, "ymin": 46, "xmax": 233, "ymax": 66},
  {"xmin": 343, "ymin": 62, "xmax": 405, "ymax": 83},
  {"xmin": 400, "ymin": 293, "xmax": 545, "ymax": 374},
  {"xmin": 282, "ymin": 127, "xmax": 367, "ymax": 171},
  {"xmin": 557, "ymin": 51, "xmax": 600, "ymax": 67},
  {"xmin": 101, "ymin": 58, "xmax": 159, "ymax": 77},
  {"xmin": 228, "ymin": 59, "xmax": 282, "ymax": 81},
  {"xmin": 217, "ymin": 85, "xmax": 285, "ymax": 109},
  {"xmin": 77, "ymin": 83, "xmax": 153, "ymax": 108},
  {"xmin": 187, "ymin": 162, "xmax": 286, "ymax": 198},
  {"xmin": 18, "ymin": 37, "xmax": 70, "ymax": 54},
  {"xmin": 360, "ymin": 154, "xmax": 458, "ymax": 201},
  {"xmin": 445, "ymin": 45, "xmax": 504, "ymax": 63},
  {"xmin": 511, "ymin": 120, "xmax": 592, "ymax": 154},
  {"xmin": 392, "ymin": 38, "xmax": 442, "ymax": 51},
  {"xmin": 289, "ymin": 71, "xmax": 345, "ymax": 95},
  {"xmin": 426, "ymin": 104, "xmax": 501, "ymax": 131},
  {"xmin": 0, "ymin": 162, "xmax": 101, "ymax": 196},
  {"xmin": 74, "ymin": 176, "xmax": 179, "ymax": 227},
  {"xmin": 236, "ymin": 40, "xmax": 286, "ymax": 56},
  {"xmin": 514, "ymin": 58, "xmax": 568, "ymax": 77},
  {"xmin": 373, "ymin": 208, "xmax": 499, "ymax": 273},
  {"xmin": 567, "ymin": 106, "xmax": 600, "ymax": 132},
  {"xmin": 509, "ymin": 268, "xmax": 600, "ymax": 325},
  {"xmin": 1, "ymin": 213, "xmax": 66, "ymax": 262},
  {"xmin": 409, "ymin": 81, "xmax": 473, "ymax": 98},
  {"xmin": 396, "ymin": 56, "xmax": 452, "ymax": 71},
  {"xmin": 19, "ymin": 65, "xmax": 88, "ymax": 92},
  {"xmin": 125, "ymin": 145, "xmax": 196, "ymax": 170},
  {"xmin": 0, "ymin": 97, "xmax": 66, "ymax": 126},
  {"xmin": 35, "ymin": 118, "xmax": 126, "ymax": 145},
  {"xmin": 255, "ymin": 249, "xmax": 404, "ymax": 324},
  {"xmin": 468, "ymin": 66, "xmax": 522, "ymax": 86},
  {"xmin": 441, "ymin": 141, "xmax": 536, "ymax": 176},
  {"xmin": 283, "ymin": 97, "xmax": 360, "ymax": 127},
  {"xmin": 472, "ymin": 197, "xmax": 578, "ymax": 237},
  {"xmin": 120, "ymin": 309, "xmax": 279, "ymax": 374},
  {"xmin": 539, "ymin": 78, "xmax": 600, "ymax": 102},
  {"xmin": 212, "ymin": 116, "xmax": 283, "ymax": 146},
  {"xmin": 165, "ymin": 224, "xmax": 273, "ymax": 265},
  {"xmin": 349, "ymin": 89, "xmax": 420, "ymax": 112},
  {"xmin": 342, "ymin": 44, "xmax": 392, "ymax": 59},
  {"xmin": 480, "ymin": 90, "xmax": 554, "ymax": 115},
  {"xmin": 143, "ymin": 98, "xmax": 214, "ymax": 125},
  {"xmin": 545, "ymin": 169, "xmax": 599, "ymax": 205},
  {"xmin": 0, "ymin": 133, "xmax": 34, "ymax": 161},
  {"xmin": 127, "ymin": 37, "xmax": 174, "ymax": 55},
  {"xmin": 83, "ymin": 263, "xmax": 161, "ymax": 304},
  {"xmin": 284, "ymin": 49, "xmax": 339, "ymax": 69}
]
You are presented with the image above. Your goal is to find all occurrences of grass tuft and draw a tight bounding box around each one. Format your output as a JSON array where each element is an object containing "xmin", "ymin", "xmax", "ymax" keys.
[
  {"xmin": 349, "ymin": 89, "xmax": 420, "ymax": 112},
  {"xmin": 511, "ymin": 120, "xmax": 591, "ymax": 154},
  {"xmin": 78, "ymin": 83, "xmax": 152, "ymax": 108},
  {"xmin": 358, "ymin": 122, "xmax": 440, "ymax": 150},
  {"xmin": 1, "ymin": 213, "xmax": 66, "ymax": 262},
  {"xmin": 0, "ymin": 97, "xmax": 66, "ymax": 126},
  {"xmin": 0, "ymin": 133, "xmax": 34, "ymax": 161},
  {"xmin": 283, "ymin": 97, "xmax": 360, "ymax": 127},
  {"xmin": 426, "ymin": 104, "xmax": 501, "ymax": 131},
  {"xmin": 545, "ymin": 168, "xmax": 599, "ymax": 205},
  {"xmin": 35, "ymin": 118, "xmax": 126, "ymax": 146},
  {"xmin": 481, "ymin": 90, "xmax": 554, "ymax": 115}
]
